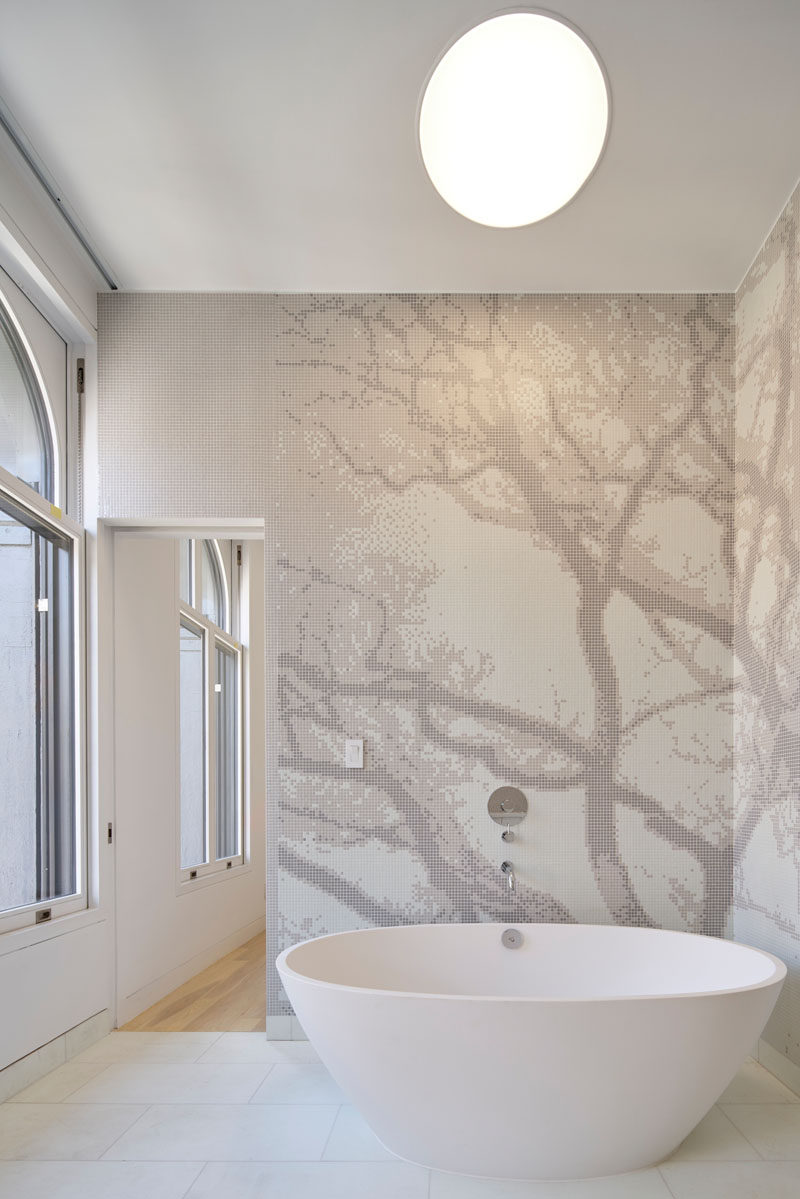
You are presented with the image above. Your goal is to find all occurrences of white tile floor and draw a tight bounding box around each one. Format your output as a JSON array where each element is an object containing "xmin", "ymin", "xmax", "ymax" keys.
[{"xmin": 0, "ymin": 1034, "xmax": 799, "ymax": 1198}]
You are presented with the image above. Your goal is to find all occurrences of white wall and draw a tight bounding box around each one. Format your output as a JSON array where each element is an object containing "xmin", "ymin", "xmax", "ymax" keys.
[{"xmin": 113, "ymin": 533, "xmax": 265, "ymax": 1024}]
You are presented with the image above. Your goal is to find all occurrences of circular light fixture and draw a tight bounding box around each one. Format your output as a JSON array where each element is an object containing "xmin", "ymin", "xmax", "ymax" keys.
[{"xmin": 418, "ymin": 10, "xmax": 610, "ymax": 228}]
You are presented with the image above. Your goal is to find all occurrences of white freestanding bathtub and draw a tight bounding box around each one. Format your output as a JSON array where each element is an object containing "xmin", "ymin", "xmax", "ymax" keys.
[{"xmin": 276, "ymin": 922, "xmax": 785, "ymax": 1180}]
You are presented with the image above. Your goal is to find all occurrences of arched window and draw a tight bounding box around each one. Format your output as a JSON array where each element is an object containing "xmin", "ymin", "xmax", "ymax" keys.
[
  {"xmin": 0, "ymin": 285, "xmax": 83, "ymax": 932},
  {"xmin": 177, "ymin": 536, "xmax": 241, "ymax": 877},
  {"xmin": 178, "ymin": 538, "xmax": 230, "ymax": 634},
  {"xmin": 200, "ymin": 539, "xmax": 228, "ymax": 632},
  {"xmin": 0, "ymin": 296, "xmax": 57, "ymax": 501}
]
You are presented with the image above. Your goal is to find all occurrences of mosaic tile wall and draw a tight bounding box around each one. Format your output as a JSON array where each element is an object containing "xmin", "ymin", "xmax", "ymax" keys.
[
  {"xmin": 735, "ymin": 182, "xmax": 800, "ymax": 1070},
  {"xmin": 97, "ymin": 291, "xmax": 735, "ymax": 1017}
]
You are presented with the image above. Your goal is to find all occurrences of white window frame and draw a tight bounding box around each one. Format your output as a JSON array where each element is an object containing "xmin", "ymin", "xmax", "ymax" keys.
[
  {"xmin": 177, "ymin": 540, "xmax": 244, "ymax": 884},
  {"xmin": 0, "ymin": 462, "xmax": 86, "ymax": 933},
  {"xmin": 0, "ymin": 285, "xmax": 62, "ymax": 507}
]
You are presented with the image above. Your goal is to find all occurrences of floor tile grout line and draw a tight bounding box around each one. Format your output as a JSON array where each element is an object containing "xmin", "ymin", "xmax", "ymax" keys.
[
  {"xmin": 318, "ymin": 1103, "xmax": 342, "ymax": 1161},
  {"xmin": 0, "ymin": 1157, "xmax": 211, "ymax": 1164},
  {"xmin": 656, "ymin": 1163, "xmax": 680, "ymax": 1198},
  {"xmin": 67, "ymin": 1098, "xmax": 329, "ymax": 1105},
  {"xmin": 190, "ymin": 1032, "xmax": 225, "ymax": 1062},
  {"xmin": 715, "ymin": 1101, "xmax": 768, "ymax": 1159},
  {"xmin": 68, "ymin": 1055, "xmax": 226, "ymax": 1067},
  {"xmin": 6, "ymin": 1060, "xmax": 114, "ymax": 1105},
  {"xmin": 96, "ymin": 1102, "xmax": 155, "ymax": 1160},
  {"xmin": 58, "ymin": 1097, "xmax": 345, "ymax": 1109},
  {"xmin": 245, "ymin": 1062, "xmax": 275, "ymax": 1103},
  {"xmin": 28, "ymin": 1155, "xmax": 434, "ymax": 1164},
  {"xmin": 65, "ymin": 1062, "xmax": 120, "ymax": 1104},
  {"xmin": 176, "ymin": 1159, "xmax": 208, "ymax": 1199}
]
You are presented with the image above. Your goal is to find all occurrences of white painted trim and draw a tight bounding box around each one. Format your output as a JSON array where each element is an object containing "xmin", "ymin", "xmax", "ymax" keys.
[
  {"xmin": 88, "ymin": 512, "xmax": 116, "ymax": 1021},
  {"xmin": 0, "ymin": 1031, "xmax": 64, "ymax": 1102},
  {"xmin": 176, "ymin": 861, "xmax": 252, "ymax": 896},
  {"xmin": 0, "ymin": 287, "xmax": 63, "ymax": 506},
  {"xmin": 265, "ymin": 1016, "xmax": 309, "ymax": 1041},
  {"xmin": 210, "ymin": 537, "xmax": 230, "ymax": 634},
  {"xmin": 265, "ymin": 1016, "xmax": 293, "ymax": 1040},
  {"xmin": 758, "ymin": 1038, "xmax": 800, "ymax": 1098},
  {"xmin": 177, "ymin": 599, "xmax": 245, "ymax": 884},
  {"xmin": 0, "ymin": 909, "xmax": 106, "ymax": 961},
  {"xmin": 116, "ymin": 915, "xmax": 265, "ymax": 1027},
  {"xmin": 110, "ymin": 518, "xmax": 264, "ymax": 539},
  {"xmin": 0, "ymin": 126, "xmax": 100, "ymax": 341}
]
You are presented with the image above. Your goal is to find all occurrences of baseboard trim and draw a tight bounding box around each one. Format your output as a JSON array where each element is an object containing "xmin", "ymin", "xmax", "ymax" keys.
[
  {"xmin": 0, "ymin": 1008, "xmax": 112, "ymax": 1102},
  {"xmin": 757, "ymin": 1038, "xmax": 800, "ymax": 1097},
  {"xmin": 117, "ymin": 917, "xmax": 266, "ymax": 1027},
  {"xmin": 266, "ymin": 1015, "xmax": 307, "ymax": 1040}
]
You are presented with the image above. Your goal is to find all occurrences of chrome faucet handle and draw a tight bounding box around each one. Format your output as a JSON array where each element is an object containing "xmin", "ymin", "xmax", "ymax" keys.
[
  {"xmin": 501, "ymin": 825, "xmax": 515, "ymax": 842},
  {"xmin": 500, "ymin": 861, "xmax": 516, "ymax": 892},
  {"xmin": 488, "ymin": 787, "xmax": 528, "ymax": 827}
]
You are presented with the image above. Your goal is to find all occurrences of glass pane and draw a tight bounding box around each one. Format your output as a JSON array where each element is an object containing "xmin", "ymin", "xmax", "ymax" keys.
[
  {"xmin": 178, "ymin": 538, "xmax": 192, "ymax": 606},
  {"xmin": 200, "ymin": 540, "xmax": 225, "ymax": 630},
  {"xmin": 215, "ymin": 642, "xmax": 239, "ymax": 860},
  {"xmin": 0, "ymin": 495, "xmax": 75, "ymax": 913},
  {"xmin": 0, "ymin": 305, "xmax": 51, "ymax": 498},
  {"xmin": 179, "ymin": 619, "xmax": 206, "ymax": 869}
]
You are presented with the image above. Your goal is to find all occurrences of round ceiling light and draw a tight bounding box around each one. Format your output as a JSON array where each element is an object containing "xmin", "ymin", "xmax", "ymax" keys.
[{"xmin": 418, "ymin": 11, "xmax": 610, "ymax": 228}]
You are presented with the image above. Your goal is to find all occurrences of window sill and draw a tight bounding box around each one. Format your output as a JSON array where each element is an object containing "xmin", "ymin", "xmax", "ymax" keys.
[
  {"xmin": 175, "ymin": 861, "xmax": 252, "ymax": 897},
  {"xmin": 0, "ymin": 905, "xmax": 107, "ymax": 958}
]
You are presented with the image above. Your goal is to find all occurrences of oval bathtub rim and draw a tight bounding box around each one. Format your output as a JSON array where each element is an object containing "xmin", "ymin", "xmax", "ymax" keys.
[{"xmin": 275, "ymin": 922, "xmax": 787, "ymax": 1005}]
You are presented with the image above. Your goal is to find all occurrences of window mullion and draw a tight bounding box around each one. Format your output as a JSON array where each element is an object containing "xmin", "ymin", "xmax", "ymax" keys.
[
  {"xmin": 206, "ymin": 622, "xmax": 217, "ymax": 866},
  {"xmin": 34, "ymin": 530, "xmax": 48, "ymax": 902},
  {"xmin": 191, "ymin": 541, "xmax": 199, "ymax": 610},
  {"xmin": 235, "ymin": 643, "xmax": 243, "ymax": 861},
  {"xmin": 178, "ymin": 609, "xmax": 208, "ymax": 874}
]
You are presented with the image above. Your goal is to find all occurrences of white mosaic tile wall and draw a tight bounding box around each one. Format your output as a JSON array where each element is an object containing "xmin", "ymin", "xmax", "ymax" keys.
[{"xmin": 98, "ymin": 290, "xmax": 735, "ymax": 1018}]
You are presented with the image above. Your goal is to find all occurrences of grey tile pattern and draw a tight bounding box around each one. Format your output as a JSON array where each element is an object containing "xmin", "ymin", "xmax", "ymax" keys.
[
  {"xmin": 98, "ymin": 291, "xmax": 736, "ymax": 1019},
  {"xmin": 734, "ymin": 184, "xmax": 800, "ymax": 1072}
]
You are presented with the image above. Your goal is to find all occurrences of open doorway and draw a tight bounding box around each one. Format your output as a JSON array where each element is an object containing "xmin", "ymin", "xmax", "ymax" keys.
[{"xmin": 108, "ymin": 524, "xmax": 265, "ymax": 1031}]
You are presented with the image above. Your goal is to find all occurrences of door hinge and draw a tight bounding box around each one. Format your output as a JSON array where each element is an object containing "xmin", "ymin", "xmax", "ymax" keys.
[
  {"xmin": 107, "ymin": 822, "xmax": 113, "ymax": 845},
  {"xmin": 236, "ymin": 544, "xmax": 243, "ymax": 567},
  {"xmin": 76, "ymin": 358, "xmax": 85, "ymax": 395}
]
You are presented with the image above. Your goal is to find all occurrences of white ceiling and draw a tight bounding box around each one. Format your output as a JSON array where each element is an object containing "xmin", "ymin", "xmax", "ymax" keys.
[{"xmin": 1, "ymin": 0, "xmax": 799, "ymax": 293}]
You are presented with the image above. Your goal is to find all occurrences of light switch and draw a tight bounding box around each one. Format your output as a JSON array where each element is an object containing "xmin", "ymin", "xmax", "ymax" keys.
[{"xmin": 345, "ymin": 738, "xmax": 364, "ymax": 768}]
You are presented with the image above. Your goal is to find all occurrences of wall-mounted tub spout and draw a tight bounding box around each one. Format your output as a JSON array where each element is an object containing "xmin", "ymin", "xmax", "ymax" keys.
[{"xmin": 501, "ymin": 861, "xmax": 516, "ymax": 892}]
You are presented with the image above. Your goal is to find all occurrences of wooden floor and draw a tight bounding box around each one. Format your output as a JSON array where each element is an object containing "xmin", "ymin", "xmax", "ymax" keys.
[{"xmin": 122, "ymin": 934, "xmax": 266, "ymax": 1032}]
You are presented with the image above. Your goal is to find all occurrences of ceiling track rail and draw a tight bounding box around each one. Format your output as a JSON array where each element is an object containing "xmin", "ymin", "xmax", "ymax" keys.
[{"xmin": 0, "ymin": 98, "xmax": 118, "ymax": 291}]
